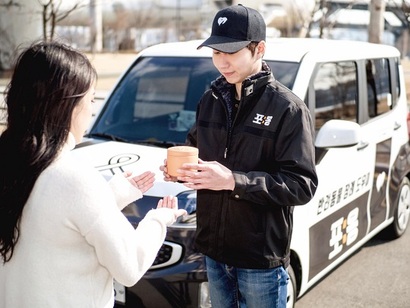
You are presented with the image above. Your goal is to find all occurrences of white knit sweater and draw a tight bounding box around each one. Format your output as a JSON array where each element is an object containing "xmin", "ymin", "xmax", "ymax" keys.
[{"xmin": 0, "ymin": 135, "xmax": 175, "ymax": 308}]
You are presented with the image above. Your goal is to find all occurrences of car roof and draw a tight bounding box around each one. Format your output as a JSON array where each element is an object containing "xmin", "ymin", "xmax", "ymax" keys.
[{"xmin": 138, "ymin": 38, "xmax": 401, "ymax": 63}]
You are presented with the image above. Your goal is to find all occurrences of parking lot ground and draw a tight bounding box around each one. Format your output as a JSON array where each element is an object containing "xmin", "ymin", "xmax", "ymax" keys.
[{"xmin": 295, "ymin": 227, "xmax": 410, "ymax": 308}]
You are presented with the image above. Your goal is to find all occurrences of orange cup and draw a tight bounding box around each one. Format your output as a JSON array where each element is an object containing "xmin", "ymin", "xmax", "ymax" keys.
[{"xmin": 167, "ymin": 146, "xmax": 199, "ymax": 177}]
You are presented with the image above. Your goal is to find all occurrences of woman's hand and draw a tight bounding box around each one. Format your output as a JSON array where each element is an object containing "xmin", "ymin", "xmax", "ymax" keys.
[
  {"xmin": 156, "ymin": 195, "xmax": 187, "ymax": 222},
  {"xmin": 124, "ymin": 171, "xmax": 155, "ymax": 194}
]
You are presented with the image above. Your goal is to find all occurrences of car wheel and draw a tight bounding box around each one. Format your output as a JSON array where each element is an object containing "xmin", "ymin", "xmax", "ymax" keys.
[
  {"xmin": 386, "ymin": 176, "xmax": 410, "ymax": 239},
  {"xmin": 287, "ymin": 265, "xmax": 297, "ymax": 308}
]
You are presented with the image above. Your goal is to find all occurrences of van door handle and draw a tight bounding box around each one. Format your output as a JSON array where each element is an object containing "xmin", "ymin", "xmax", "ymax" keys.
[
  {"xmin": 357, "ymin": 141, "xmax": 369, "ymax": 150},
  {"xmin": 394, "ymin": 121, "xmax": 401, "ymax": 130}
]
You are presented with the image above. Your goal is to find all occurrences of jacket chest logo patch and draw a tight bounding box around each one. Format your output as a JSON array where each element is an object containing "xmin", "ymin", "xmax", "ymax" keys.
[{"xmin": 252, "ymin": 113, "xmax": 273, "ymax": 126}]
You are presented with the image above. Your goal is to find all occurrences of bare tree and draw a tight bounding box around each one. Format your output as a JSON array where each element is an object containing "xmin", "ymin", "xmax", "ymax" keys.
[
  {"xmin": 311, "ymin": 0, "xmax": 357, "ymax": 39},
  {"xmin": 0, "ymin": 0, "xmax": 22, "ymax": 70},
  {"xmin": 369, "ymin": 0, "xmax": 386, "ymax": 43},
  {"xmin": 286, "ymin": 0, "xmax": 320, "ymax": 38},
  {"xmin": 0, "ymin": 0, "xmax": 20, "ymax": 8},
  {"xmin": 127, "ymin": 5, "xmax": 155, "ymax": 50},
  {"xmin": 37, "ymin": 0, "xmax": 86, "ymax": 41}
]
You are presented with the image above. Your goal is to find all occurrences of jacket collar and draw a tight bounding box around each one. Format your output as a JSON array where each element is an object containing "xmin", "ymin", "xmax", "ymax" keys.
[
  {"xmin": 241, "ymin": 61, "xmax": 272, "ymax": 99},
  {"xmin": 210, "ymin": 62, "xmax": 273, "ymax": 126},
  {"xmin": 211, "ymin": 61, "xmax": 273, "ymax": 100}
]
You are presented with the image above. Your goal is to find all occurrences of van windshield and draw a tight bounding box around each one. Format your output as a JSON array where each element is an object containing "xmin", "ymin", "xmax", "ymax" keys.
[{"xmin": 89, "ymin": 56, "xmax": 299, "ymax": 146}]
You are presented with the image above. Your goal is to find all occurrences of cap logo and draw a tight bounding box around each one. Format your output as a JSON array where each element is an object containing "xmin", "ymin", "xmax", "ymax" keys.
[{"xmin": 218, "ymin": 17, "xmax": 227, "ymax": 26}]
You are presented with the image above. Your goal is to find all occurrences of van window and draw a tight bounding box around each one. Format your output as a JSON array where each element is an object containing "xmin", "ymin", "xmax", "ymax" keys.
[
  {"xmin": 266, "ymin": 60, "xmax": 299, "ymax": 90},
  {"xmin": 366, "ymin": 58, "xmax": 393, "ymax": 118},
  {"xmin": 313, "ymin": 61, "xmax": 358, "ymax": 131}
]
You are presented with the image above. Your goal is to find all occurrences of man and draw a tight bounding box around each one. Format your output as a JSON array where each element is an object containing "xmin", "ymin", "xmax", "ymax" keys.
[{"xmin": 161, "ymin": 4, "xmax": 318, "ymax": 307}]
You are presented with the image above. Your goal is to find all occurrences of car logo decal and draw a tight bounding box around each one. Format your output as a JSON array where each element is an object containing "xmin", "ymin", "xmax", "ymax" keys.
[{"xmin": 95, "ymin": 153, "xmax": 140, "ymax": 174}]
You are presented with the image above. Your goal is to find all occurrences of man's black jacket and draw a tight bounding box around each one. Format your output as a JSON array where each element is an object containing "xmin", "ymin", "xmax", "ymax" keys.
[{"xmin": 186, "ymin": 62, "xmax": 318, "ymax": 269}]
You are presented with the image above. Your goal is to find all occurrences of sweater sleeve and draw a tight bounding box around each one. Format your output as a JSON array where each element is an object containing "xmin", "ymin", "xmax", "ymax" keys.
[
  {"xmin": 108, "ymin": 173, "xmax": 143, "ymax": 210},
  {"xmin": 66, "ymin": 158, "xmax": 177, "ymax": 287},
  {"xmin": 84, "ymin": 206, "xmax": 174, "ymax": 286}
]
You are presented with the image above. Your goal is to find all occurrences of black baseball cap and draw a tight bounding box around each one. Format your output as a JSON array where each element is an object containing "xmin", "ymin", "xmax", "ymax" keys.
[{"xmin": 197, "ymin": 4, "xmax": 266, "ymax": 53}]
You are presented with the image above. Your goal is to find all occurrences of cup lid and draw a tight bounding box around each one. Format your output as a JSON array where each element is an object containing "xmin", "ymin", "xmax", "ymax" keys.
[{"xmin": 167, "ymin": 146, "xmax": 199, "ymax": 156}]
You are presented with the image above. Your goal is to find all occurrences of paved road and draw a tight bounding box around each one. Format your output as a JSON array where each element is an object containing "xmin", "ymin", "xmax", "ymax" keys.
[{"xmin": 295, "ymin": 228, "xmax": 410, "ymax": 308}]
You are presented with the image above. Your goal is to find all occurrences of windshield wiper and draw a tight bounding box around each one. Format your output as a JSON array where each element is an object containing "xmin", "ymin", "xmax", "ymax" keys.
[
  {"xmin": 87, "ymin": 132, "xmax": 130, "ymax": 143},
  {"xmin": 87, "ymin": 133, "xmax": 181, "ymax": 148},
  {"xmin": 133, "ymin": 140, "xmax": 180, "ymax": 148}
]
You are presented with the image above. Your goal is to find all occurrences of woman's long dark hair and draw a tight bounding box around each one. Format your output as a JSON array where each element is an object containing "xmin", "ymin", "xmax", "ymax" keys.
[{"xmin": 0, "ymin": 41, "xmax": 97, "ymax": 263}]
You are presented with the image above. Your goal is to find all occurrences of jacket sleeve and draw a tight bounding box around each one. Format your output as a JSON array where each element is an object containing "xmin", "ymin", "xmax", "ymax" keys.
[{"xmin": 232, "ymin": 103, "xmax": 318, "ymax": 207}]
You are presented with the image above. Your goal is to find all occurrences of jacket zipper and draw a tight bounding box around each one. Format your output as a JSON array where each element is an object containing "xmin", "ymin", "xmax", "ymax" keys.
[
  {"xmin": 223, "ymin": 89, "xmax": 246, "ymax": 159},
  {"xmin": 213, "ymin": 91, "xmax": 232, "ymax": 159}
]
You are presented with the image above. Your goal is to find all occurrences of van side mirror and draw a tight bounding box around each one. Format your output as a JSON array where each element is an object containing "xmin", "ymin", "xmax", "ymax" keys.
[{"xmin": 315, "ymin": 119, "xmax": 361, "ymax": 148}]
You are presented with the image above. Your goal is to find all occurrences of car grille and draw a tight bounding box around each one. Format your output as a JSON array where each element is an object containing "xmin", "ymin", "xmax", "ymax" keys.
[{"xmin": 150, "ymin": 241, "xmax": 183, "ymax": 270}]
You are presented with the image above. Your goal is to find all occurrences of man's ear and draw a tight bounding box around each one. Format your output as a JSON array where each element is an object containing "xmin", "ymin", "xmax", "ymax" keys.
[{"xmin": 257, "ymin": 41, "xmax": 266, "ymax": 58}]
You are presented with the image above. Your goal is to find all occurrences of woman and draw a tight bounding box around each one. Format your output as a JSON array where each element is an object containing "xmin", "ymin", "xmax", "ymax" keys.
[{"xmin": 0, "ymin": 41, "xmax": 186, "ymax": 307}]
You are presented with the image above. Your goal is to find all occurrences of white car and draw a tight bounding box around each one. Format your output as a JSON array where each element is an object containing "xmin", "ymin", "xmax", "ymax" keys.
[{"xmin": 73, "ymin": 38, "xmax": 410, "ymax": 308}]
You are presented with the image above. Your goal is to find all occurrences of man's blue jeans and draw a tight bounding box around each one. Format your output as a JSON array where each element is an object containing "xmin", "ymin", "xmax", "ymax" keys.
[{"xmin": 205, "ymin": 256, "xmax": 288, "ymax": 308}]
